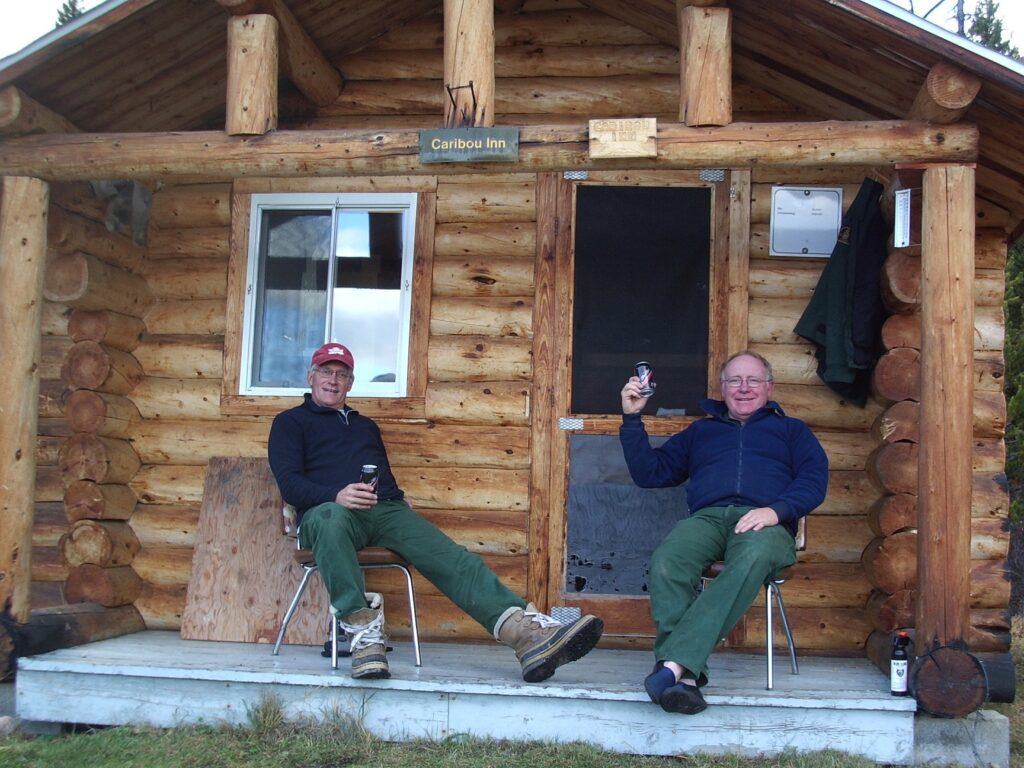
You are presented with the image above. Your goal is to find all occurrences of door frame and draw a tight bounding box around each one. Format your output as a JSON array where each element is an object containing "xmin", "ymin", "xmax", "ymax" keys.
[{"xmin": 528, "ymin": 169, "xmax": 752, "ymax": 640}]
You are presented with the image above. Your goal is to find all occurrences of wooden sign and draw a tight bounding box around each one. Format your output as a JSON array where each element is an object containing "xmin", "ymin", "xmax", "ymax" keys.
[
  {"xmin": 419, "ymin": 127, "xmax": 519, "ymax": 163},
  {"xmin": 589, "ymin": 118, "xmax": 657, "ymax": 159}
]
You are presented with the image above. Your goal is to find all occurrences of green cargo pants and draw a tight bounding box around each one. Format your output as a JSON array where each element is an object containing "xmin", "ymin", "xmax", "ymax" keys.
[
  {"xmin": 298, "ymin": 499, "xmax": 526, "ymax": 632},
  {"xmin": 648, "ymin": 505, "xmax": 796, "ymax": 684}
]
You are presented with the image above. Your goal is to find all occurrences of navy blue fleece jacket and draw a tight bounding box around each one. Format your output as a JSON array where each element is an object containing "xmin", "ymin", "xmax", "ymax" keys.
[
  {"xmin": 619, "ymin": 399, "xmax": 828, "ymax": 537},
  {"xmin": 268, "ymin": 394, "xmax": 403, "ymax": 521}
]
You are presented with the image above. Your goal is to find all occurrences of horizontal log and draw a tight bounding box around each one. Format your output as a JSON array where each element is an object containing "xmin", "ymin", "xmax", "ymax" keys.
[
  {"xmin": 128, "ymin": 419, "xmax": 269, "ymax": 465},
  {"xmin": 130, "ymin": 465, "xmax": 207, "ymax": 505},
  {"xmin": 432, "ymin": 255, "xmax": 535, "ymax": 297},
  {"xmin": 425, "ymin": 381, "xmax": 530, "ymax": 425},
  {"xmin": 415, "ymin": 508, "xmax": 527, "ymax": 556},
  {"xmin": 862, "ymin": 529, "xmax": 917, "ymax": 594},
  {"xmin": 0, "ymin": 603, "xmax": 144, "ymax": 681},
  {"xmin": 129, "ymin": 504, "xmax": 199, "ymax": 548},
  {"xmin": 131, "ymin": 378, "xmax": 223, "ymax": 420},
  {"xmin": 338, "ymin": 44, "xmax": 679, "ymax": 80},
  {"xmin": 426, "ymin": 335, "xmax": 532, "ymax": 381},
  {"xmin": 58, "ymin": 433, "xmax": 141, "ymax": 486},
  {"xmin": 64, "ymin": 389, "xmax": 140, "ymax": 438},
  {"xmin": 131, "ymin": 546, "xmax": 194, "ymax": 586},
  {"xmin": 30, "ymin": 547, "xmax": 68, "ymax": 582},
  {"xmin": 402, "ymin": 466, "xmax": 529, "ymax": 511},
  {"xmin": 59, "ymin": 519, "xmax": 140, "ymax": 568},
  {"xmin": 144, "ymin": 299, "xmax": 227, "ymax": 335},
  {"xmin": 149, "ymin": 184, "xmax": 232, "ymax": 229},
  {"xmin": 798, "ymin": 514, "xmax": 874, "ymax": 563},
  {"xmin": 147, "ymin": 227, "xmax": 229, "ymax": 260},
  {"xmin": 435, "ymin": 181, "xmax": 537, "ymax": 224},
  {"xmin": 47, "ymin": 206, "xmax": 142, "ymax": 273},
  {"xmin": 64, "ymin": 480, "xmax": 137, "ymax": 522},
  {"xmin": 33, "ymin": 503, "xmax": 67, "ymax": 548},
  {"xmin": 871, "ymin": 350, "xmax": 1003, "ymax": 402},
  {"xmin": 64, "ymin": 564, "xmax": 142, "ymax": 607},
  {"xmin": 430, "ymin": 296, "xmax": 533, "ymax": 337},
  {"xmin": 38, "ymin": 379, "xmax": 70, "ymax": 419},
  {"xmin": 868, "ymin": 493, "xmax": 916, "ymax": 537},
  {"xmin": 133, "ymin": 334, "xmax": 224, "ymax": 379},
  {"xmin": 728, "ymin": 607, "xmax": 873, "ymax": 652},
  {"xmin": 765, "ymin": 562, "xmax": 871, "ymax": 608},
  {"xmin": 378, "ymin": 422, "xmax": 531, "ymax": 469},
  {"xmin": 0, "ymin": 122, "xmax": 978, "ymax": 181},
  {"xmin": 434, "ymin": 221, "xmax": 536, "ymax": 259},
  {"xmin": 365, "ymin": 554, "xmax": 527, "ymax": 599},
  {"xmin": 30, "ymin": 581, "xmax": 65, "ymax": 610},
  {"xmin": 61, "ymin": 341, "xmax": 145, "ymax": 395},
  {"xmin": 40, "ymin": 336, "xmax": 74, "ymax": 379},
  {"xmin": 44, "ymin": 251, "xmax": 153, "ymax": 317},
  {"xmin": 34, "ymin": 466, "xmax": 65, "ymax": 502},
  {"xmin": 747, "ymin": 257, "xmax": 823, "ymax": 299},
  {"xmin": 68, "ymin": 309, "xmax": 146, "ymax": 351},
  {"xmin": 134, "ymin": 583, "xmax": 187, "ymax": 630},
  {"xmin": 35, "ymin": 435, "xmax": 64, "ymax": 466},
  {"xmin": 882, "ymin": 251, "xmax": 1003, "ymax": 311},
  {"xmin": 863, "ymin": 528, "xmax": 1010, "ymax": 595},
  {"xmin": 41, "ymin": 302, "xmax": 71, "ymax": 336},
  {"xmin": 38, "ymin": 419, "xmax": 73, "ymax": 441},
  {"xmin": 870, "ymin": 347, "xmax": 919, "ymax": 404},
  {"xmin": 141, "ymin": 259, "xmax": 228, "ymax": 301},
  {"xmin": 817, "ymin": 430, "xmax": 874, "ymax": 471},
  {"xmin": 868, "ymin": 440, "xmax": 1005, "ymax": 495},
  {"xmin": 880, "ymin": 306, "xmax": 1003, "ymax": 352},
  {"xmin": 974, "ymin": 227, "xmax": 1008, "ymax": 270},
  {"xmin": 872, "ymin": 395, "xmax": 1005, "ymax": 441},
  {"xmin": 820, "ymin": 470, "xmax": 880, "ymax": 515},
  {"xmin": 0, "ymin": 85, "xmax": 79, "ymax": 136},
  {"xmin": 770, "ymin": 383, "xmax": 884, "ymax": 432}
]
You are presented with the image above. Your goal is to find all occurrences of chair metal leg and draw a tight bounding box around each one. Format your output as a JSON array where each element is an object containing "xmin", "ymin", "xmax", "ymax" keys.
[
  {"xmin": 773, "ymin": 582, "xmax": 799, "ymax": 675},
  {"xmin": 273, "ymin": 564, "xmax": 318, "ymax": 656},
  {"xmin": 765, "ymin": 580, "xmax": 799, "ymax": 690},
  {"xmin": 361, "ymin": 562, "xmax": 423, "ymax": 667},
  {"xmin": 330, "ymin": 608, "xmax": 338, "ymax": 669},
  {"xmin": 395, "ymin": 563, "xmax": 422, "ymax": 667},
  {"xmin": 765, "ymin": 582, "xmax": 775, "ymax": 690}
]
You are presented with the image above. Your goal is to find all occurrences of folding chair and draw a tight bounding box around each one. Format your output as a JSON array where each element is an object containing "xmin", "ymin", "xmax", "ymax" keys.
[
  {"xmin": 701, "ymin": 516, "xmax": 806, "ymax": 689},
  {"xmin": 272, "ymin": 505, "xmax": 422, "ymax": 669}
]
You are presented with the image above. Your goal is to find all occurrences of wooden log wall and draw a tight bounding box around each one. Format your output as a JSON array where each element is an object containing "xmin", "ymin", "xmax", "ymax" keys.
[
  {"xmin": 33, "ymin": 183, "xmax": 149, "ymax": 617},
  {"xmin": 861, "ymin": 175, "xmax": 1011, "ymax": 659},
  {"xmin": 22, "ymin": 2, "xmax": 1011, "ymax": 657}
]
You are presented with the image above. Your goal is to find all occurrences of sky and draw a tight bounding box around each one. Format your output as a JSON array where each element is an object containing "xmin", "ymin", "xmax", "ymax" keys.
[{"xmin": 0, "ymin": 0, "xmax": 1021, "ymax": 62}]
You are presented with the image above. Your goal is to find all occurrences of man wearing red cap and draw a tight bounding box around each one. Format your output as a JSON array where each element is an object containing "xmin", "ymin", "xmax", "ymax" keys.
[{"xmin": 269, "ymin": 342, "xmax": 603, "ymax": 680}]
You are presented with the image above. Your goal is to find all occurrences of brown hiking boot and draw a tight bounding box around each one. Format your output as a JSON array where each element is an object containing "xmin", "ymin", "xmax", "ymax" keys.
[
  {"xmin": 496, "ymin": 603, "xmax": 603, "ymax": 683},
  {"xmin": 338, "ymin": 601, "xmax": 389, "ymax": 680}
]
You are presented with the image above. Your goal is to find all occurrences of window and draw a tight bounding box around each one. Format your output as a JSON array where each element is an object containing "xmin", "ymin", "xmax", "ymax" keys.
[
  {"xmin": 571, "ymin": 185, "xmax": 711, "ymax": 415},
  {"xmin": 241, "ymin": 193, "xmax": 417, "ymax": 398}
]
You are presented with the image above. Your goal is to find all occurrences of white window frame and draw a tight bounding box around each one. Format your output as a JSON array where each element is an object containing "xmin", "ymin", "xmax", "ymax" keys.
[{"xmin": 240, "ymin": 192, "xmax": 418, "ymax": 398}]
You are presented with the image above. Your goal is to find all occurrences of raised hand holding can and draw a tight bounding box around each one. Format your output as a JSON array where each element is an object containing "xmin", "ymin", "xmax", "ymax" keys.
[{"xmin": 635, "ymin": 361, "xmax": 655, "ymax": 397}]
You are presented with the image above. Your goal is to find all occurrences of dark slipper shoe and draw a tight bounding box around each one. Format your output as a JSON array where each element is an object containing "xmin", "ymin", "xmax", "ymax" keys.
[{"xmin": 660, "ymin": 681, "xmax": 707, "ymax": 714}]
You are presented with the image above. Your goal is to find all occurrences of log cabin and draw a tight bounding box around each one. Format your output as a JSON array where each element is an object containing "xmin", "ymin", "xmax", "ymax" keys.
[{"xmin": 0, "ymin": 0, "xmax": 1022, "ymax": 736}]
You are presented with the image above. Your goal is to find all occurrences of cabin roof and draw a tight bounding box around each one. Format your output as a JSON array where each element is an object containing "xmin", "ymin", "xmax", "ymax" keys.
[{"xmin": 1, "ymin": 0, "xmax": 1022, "ymax": 227}]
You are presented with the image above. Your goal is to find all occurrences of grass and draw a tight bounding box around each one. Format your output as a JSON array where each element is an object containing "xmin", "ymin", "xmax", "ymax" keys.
[{"xmin": 1, "ymin": 629, "xmax": 1020, "ymax": 768}]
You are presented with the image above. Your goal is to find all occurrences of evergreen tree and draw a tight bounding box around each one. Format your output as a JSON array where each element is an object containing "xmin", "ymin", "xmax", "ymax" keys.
[
  {"xmin": 967, "ymin": 0, "xmax": 1021, "ymax": 59},
  {"xmin": 56, "ymin": 0, "xmax": 85, "ymax": 27}
]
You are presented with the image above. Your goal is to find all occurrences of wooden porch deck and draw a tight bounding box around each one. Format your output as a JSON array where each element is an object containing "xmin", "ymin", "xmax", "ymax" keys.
[{"xmin": 12, "ymin": 630, "xmax": 929, "ymax": 763}]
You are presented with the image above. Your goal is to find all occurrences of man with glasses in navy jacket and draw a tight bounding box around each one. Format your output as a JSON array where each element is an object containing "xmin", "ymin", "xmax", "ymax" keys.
[{"xmin": 620, "ymin": 350, "xmax": 828, "ymax": 714}]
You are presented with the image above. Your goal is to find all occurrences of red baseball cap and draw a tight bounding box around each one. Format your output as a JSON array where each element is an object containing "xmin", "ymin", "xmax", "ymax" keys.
[{"xmin": 310, "ymin": 342, "xmax": 354, "ymax": 371}]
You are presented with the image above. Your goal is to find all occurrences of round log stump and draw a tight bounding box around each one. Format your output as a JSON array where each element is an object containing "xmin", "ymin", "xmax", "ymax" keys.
[{"xmin": 910, "ymin": 646, "xmax": 987, "ymax": 717}]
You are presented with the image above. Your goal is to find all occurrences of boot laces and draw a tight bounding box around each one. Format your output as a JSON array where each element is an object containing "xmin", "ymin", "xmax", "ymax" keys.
[
  {"xmin": 523, "ymin": 608, "xmax": 561, "ymax": 629},
  {"xmin": 340, "ymin": 610, "xmax": 385, "ymax": 651}
]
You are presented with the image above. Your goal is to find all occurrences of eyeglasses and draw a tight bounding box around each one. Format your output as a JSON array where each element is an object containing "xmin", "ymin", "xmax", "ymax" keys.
[
  {"xmin": 313, "ymin": 366, "xmax": 353, "ymax": 381},
  {"xmin": 721, "ymin": 376, "xmax": 771, "ymax": 389}
]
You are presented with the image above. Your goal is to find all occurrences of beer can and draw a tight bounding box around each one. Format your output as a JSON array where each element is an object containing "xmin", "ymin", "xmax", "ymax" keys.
[
  {"xmin": 360, "ymin": 464, "xmax": 379, "ymax": 489},
  {"xmin": 635, "ymin": 361, "xmax": 655, "ymax": 397}
]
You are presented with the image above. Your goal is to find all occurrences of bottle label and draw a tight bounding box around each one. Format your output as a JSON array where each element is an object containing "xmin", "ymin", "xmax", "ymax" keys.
[{"xmin": 890, "ymin": 659, "xmax": 908, "ymax": 694}]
